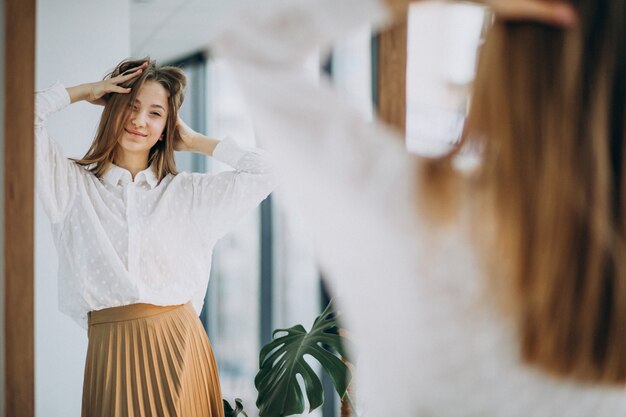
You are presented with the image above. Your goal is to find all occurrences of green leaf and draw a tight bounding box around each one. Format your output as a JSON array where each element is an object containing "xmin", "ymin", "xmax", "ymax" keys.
[
  {"xmin": 255, "ymin": 302, "xmax": 352, "ymax": 417},
  {"xmin": 223, "ymin": 398, "xmax": 248, "ymax": 417}
]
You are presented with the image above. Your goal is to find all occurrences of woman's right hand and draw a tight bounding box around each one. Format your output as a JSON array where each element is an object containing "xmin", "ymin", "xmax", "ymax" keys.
[{"xmin": 66, "ymin": 61, "xmax": 148, "ymax": 105}]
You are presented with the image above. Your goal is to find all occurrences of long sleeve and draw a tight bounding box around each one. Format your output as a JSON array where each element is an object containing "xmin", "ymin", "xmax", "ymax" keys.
[
  {"xmin": 35, "ymin": 82, "xmax": 79, "ymax": 224},
  {"xmin": 193, "ymin": 137, "xmax": 278, "ymax": 241},
  {"xmin": 213, "ymin": 1, "xmax": 427, "ymax": 415}
]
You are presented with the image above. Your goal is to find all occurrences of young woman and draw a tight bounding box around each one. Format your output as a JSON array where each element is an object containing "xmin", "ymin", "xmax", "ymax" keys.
[
  {"xmin": 35, "ymin": 59, "xmax": 276, "ymax": 416},
  {"xmin": 213, "ymin": 0, "xmax": 626, "ymax": 415}
]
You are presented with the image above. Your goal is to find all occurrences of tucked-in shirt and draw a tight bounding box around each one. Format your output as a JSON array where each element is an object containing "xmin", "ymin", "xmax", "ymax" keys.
[
  {"xmin": 213, "ymin": 0, "xmax": 626, "ymax": 415},
  {"xmin": 35, "ymin": 82, "xmax": 277, "ymax": 329}
]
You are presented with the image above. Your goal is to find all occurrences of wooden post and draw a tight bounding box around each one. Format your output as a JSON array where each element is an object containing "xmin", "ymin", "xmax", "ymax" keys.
[
  {"xmin": 376, "ymin": 13, "xmax": 408, "ymax": 134},
  {"xmin": 4, "ymin": 0, "xmax": 36, "ymax": 415}
]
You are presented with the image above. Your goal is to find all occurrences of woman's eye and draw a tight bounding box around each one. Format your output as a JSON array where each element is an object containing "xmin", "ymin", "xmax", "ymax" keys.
[{"xmin": 151, "ymin": 112, "xmax": 162, "ymax": 117}]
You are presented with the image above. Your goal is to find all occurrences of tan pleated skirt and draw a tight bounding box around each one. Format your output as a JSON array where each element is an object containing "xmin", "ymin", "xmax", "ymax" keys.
[{"xmin": 81, "ymin": 302, "xmax": 225, "ymax": 417}]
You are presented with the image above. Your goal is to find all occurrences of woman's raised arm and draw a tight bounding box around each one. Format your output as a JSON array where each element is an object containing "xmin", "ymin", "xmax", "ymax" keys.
[
  {"xmin": 172, "ymin": 115, "xmax": 221, "ymax": 156},
  {"xmin": 35, "ymin": 82, "xmax": 79, "ymax": 224},
  {"xmin": 66, "ymin": 61, "xmax": 147, "ymax": 105}
]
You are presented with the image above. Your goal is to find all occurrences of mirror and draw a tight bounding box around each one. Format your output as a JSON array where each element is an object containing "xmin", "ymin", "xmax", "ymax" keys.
[
  {"xmin": 35, "ymin": 1, "xmax": 326, "ymax": 415},
  {"xmin": 34, "ymin": 1, "xmax": 486, "ymax": 416}
]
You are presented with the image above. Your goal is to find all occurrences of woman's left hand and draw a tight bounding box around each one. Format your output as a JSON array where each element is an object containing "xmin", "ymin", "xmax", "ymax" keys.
[
  {"xmin": 174, "ymin": 116, "xmax": 197, "ymax": 152},
  {"xmin": 479, "ymin": 0, "xmax": 577, "ymax": 26}
]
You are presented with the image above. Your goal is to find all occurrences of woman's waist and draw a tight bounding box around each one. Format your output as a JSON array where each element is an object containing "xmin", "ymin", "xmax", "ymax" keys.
[{"xmin": 87, "ymin": 300, "xmax": 194, "ymax": 326}]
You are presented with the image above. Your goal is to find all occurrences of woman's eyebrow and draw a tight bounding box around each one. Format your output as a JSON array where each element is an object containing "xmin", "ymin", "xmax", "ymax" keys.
[
  {"xmin": 133, "ymin": 98, "xmax": 166, "ymax": 111},
  {"xmin": 151, "ymin": 104, "xmax": 166, "ymax": 111}
]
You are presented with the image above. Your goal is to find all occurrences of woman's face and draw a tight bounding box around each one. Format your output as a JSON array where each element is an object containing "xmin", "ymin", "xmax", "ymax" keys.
[{"xmin": 117, "ymin": 80, "xmax": 169, "ymax": 158}]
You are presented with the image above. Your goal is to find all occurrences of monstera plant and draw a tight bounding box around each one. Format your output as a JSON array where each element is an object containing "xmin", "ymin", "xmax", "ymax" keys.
[
  {"xmin": 224, "ymin": 301, "xmax": 355, "ymax": 417},
  {"xmin": 223, "ymin": 398, "xmax": 248, "ymax": 417}
]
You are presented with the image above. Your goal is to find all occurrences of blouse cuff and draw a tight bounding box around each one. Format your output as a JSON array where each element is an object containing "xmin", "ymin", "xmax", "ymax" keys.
[
  {"xmin": 212, "ymin": 137, "xmax": 248, "ymax": 167},
  {"xmin": 36, "ymin": 82, "xmax": 71, "ymax": 119}
]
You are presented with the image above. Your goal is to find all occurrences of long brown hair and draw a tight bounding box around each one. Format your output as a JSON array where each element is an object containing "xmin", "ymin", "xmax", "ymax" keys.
[
  {"xmin": 423, "ymin": 0, "xmax": 626, "ymax": 383},
  {"xmin": 72, "ymin": 58, "xmax": 187, "ymax": 181}
]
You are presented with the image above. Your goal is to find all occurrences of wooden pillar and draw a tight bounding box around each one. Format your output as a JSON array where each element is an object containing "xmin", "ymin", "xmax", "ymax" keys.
[
  {"xmin": 4, "ymin": 0, "xmax": 36, "ymax": 415},
  {"xmin": 376, "ymin": 13, "xmax": 408, "ymax": 134}
]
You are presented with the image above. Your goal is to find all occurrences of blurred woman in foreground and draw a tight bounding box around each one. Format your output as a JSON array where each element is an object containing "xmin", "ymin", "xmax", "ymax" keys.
[{"xmin": 214, "ymin": 0, "xmax": 626, "ymax": 415}]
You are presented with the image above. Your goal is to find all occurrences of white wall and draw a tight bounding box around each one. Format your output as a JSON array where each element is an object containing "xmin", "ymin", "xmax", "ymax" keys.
[{"xmin": 35, "ymin": 1, "xmax": 129, "ymax": 415}]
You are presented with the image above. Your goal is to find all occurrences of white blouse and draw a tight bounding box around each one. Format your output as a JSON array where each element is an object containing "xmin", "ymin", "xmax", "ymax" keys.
[
  {"xmin": 213, "ymin": 0, "xmax": 626, "ymax": 415},
  {"xmin": 35, "ymin": 82, "xmax": 277, "ymax": 329}
]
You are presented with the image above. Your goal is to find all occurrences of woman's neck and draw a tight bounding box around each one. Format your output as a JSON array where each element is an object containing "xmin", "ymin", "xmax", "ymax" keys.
[{"xmin": 114, "ymin": 152, "xmax": 149, "ymax": 180}]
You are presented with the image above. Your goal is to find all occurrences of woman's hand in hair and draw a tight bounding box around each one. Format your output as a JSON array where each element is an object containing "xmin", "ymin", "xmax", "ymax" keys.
[
  {"xmin": 383, "ymin": 0, "xmax": 576, "ymax": 27},
  {"xmin": 174, "ymin": 115, "xmax": 221, "ymax": 156},
  {"xmin": 173, "ymin": 116, "xmax": 197, "ymax": 152},
  {"xmin": 480, "ymin": 0, "xmax": 577, "ymax": 26},
  {"xmin": 66, "ymin": 61, "xmax": 148, "ymax": 105}
]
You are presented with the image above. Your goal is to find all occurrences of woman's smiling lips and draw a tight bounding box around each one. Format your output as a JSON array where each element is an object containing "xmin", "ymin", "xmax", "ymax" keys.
[{"xmin": 125, "ymin": 128, "xmax": 147, "ymax": 138}]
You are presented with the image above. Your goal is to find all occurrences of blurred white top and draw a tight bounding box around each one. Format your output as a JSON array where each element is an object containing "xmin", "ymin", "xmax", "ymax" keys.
[
  {"xmin": 213, "ymin": 0, "xmax": 626, "ymax": 415},
  {"xmin": 35, "ymin": 82, "xmax": 277, "ymax": 328}
]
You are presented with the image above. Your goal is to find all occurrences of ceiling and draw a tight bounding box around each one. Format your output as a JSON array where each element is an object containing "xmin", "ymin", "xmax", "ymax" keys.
[{"xmin": 130, "ymin": 0, "xmax": 256, "ymax": 64}]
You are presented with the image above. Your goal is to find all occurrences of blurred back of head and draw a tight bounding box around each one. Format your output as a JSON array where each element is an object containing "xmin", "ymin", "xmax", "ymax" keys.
[{"xmin": 426, "ymin": 0, "xmax": 626, "ymax": 383}]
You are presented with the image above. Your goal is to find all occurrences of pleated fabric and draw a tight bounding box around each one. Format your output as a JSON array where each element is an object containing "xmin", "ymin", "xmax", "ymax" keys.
[{"xmin": 81, "ymin": 302, "xmax": 225, "ymax": 417}]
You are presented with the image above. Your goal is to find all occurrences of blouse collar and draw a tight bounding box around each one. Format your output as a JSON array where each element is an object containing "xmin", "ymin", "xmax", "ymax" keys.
[{"xmin": 101, "ymin": 163, "xmax": 159, "ymax": 189}]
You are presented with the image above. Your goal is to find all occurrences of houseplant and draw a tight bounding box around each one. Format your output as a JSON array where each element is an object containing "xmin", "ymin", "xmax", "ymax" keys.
[{"xmin": 224, "ymin": 301, "xmax": 355, "ymax": 417}]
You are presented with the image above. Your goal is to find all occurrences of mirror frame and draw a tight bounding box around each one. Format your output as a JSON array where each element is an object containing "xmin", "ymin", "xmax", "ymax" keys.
[{"xmin": 3, "ymin": 0, "xmax": 36, "ymax": 415}]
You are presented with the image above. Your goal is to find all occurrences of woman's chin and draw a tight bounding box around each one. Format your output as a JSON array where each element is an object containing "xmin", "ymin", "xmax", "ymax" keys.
[{"xmin": 118, "ymin": 140, "xmax": 151, "ymax": 155}]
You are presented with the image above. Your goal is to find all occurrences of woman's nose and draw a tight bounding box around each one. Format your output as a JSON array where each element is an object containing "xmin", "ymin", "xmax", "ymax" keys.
[{"xmin": 131, "ymin": 112, "xmax": 147, "ymax": 127}]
